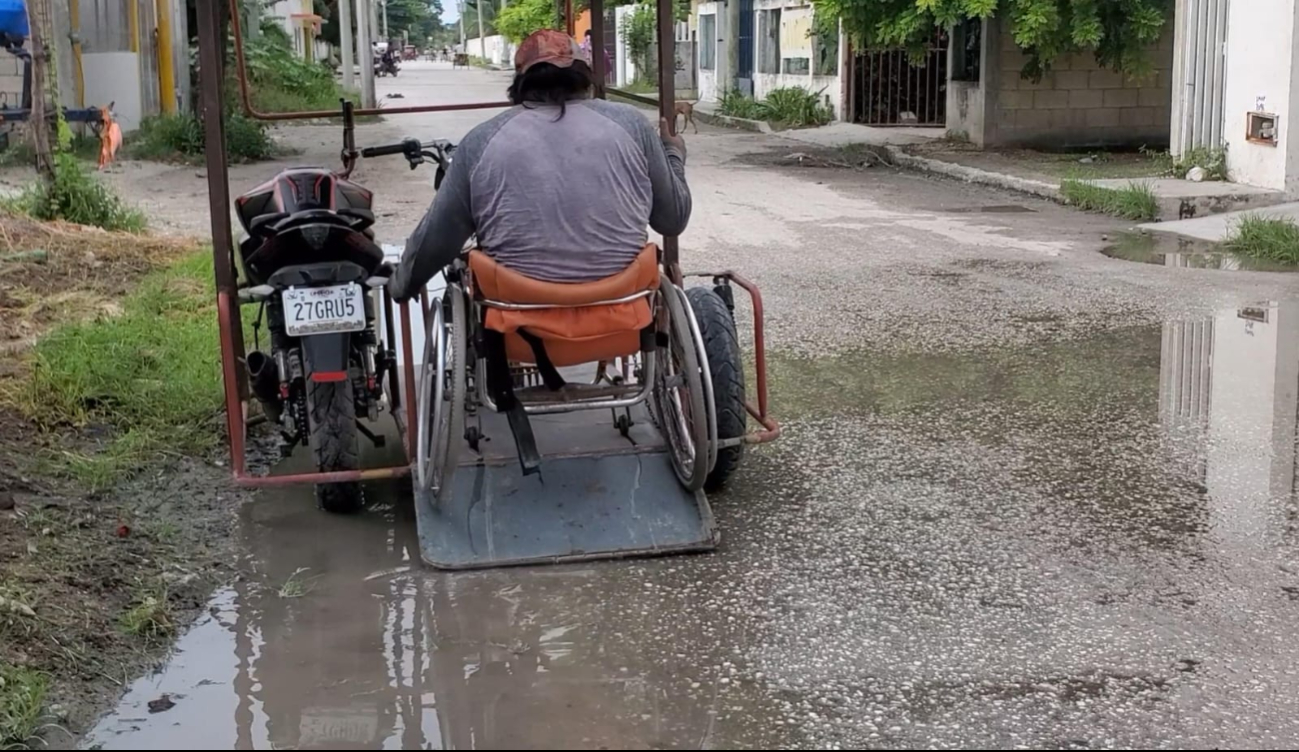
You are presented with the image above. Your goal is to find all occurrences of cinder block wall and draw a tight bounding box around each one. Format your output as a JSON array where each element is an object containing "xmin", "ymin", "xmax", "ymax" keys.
[
  {"xmin": 0, "ymin": 53, "xmax": 23, "ymax": 108},
  {"xmin": 992, "ymin": 28, "xmax": 1173, "ymax": 148}
]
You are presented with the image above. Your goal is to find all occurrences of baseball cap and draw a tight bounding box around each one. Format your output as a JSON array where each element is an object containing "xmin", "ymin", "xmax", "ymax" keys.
[{"xmin": 514, "ymin": 29, "xmax": 591, "ymax": 74}]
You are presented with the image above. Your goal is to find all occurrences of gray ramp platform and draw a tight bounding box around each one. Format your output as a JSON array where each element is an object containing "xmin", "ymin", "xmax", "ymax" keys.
[{"xmin": 414, "ymin": 406, "xmax": 718, "ymax": 570}]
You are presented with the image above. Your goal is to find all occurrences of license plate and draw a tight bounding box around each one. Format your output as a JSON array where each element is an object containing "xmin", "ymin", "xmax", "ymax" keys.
[{"xmin": 283, "ymin": 284, "xmax": 366, "ymax": 336}]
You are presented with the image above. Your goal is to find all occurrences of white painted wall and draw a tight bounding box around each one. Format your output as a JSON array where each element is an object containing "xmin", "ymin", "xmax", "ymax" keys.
[
  {"xmin": 465, "ymin": 35, "xmax": 511, "ymax": 67},
  {"xmin": 1222, "ymin": 0, "xmax": 1299, "ymax": 191},
  {"xmin": 749, "ymin": 1, "xmax": 842, "ymax": 120}
]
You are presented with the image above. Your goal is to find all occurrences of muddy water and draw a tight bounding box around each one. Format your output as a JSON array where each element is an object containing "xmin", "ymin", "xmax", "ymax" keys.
[{"xmin": 87, "ymin": 301, "xmax": 1299, "ymax": 750}]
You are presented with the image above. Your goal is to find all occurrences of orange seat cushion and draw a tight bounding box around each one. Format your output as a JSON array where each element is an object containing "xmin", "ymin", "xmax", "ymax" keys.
[{"xmin": 469, "ymin": 245, "xmax": 659, "ymax": 368}]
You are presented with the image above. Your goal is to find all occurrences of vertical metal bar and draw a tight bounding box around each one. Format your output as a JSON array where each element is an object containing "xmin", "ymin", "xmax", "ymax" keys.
[
  {"xmin": 657, "ymin": 0, "xmax": 680, "ymax": 280},
  {"xmin": 590, "ymin": 0, "xmax": 606, "ymax": 97},
  {"xmin": 198, "ymin": 0, "xmax": 249, "ymax": 474},
  {"xmin": 566, "ymin": 0, "xmax": 575, "ymax": 36}
]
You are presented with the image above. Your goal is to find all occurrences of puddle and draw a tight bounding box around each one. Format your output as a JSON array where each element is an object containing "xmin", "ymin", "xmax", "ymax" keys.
[
  {"xmin": 1102, "ymin": 231, "xmax": 1299, "ymax": 272},
  {"xmin": 85, "ymin": 302, "xmax": 1299, "ymax": 750}
]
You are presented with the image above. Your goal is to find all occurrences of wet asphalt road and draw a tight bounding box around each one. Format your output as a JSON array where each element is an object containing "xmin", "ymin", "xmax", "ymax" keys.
[{"xmin": 88, "ymin": 63, "xmax": 1299, "ymax": 749}]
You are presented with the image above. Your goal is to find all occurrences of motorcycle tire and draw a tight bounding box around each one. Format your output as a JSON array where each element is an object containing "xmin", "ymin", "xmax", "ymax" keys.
[{"xmin": 307, "ymin": 378, "xmax": 364, "ymax": 514}]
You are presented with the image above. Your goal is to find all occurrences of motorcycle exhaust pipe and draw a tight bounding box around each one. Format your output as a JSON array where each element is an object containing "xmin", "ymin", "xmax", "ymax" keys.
[{"xmin": 246, "ymin": 351, "xmax": 283, "ymax": 423}]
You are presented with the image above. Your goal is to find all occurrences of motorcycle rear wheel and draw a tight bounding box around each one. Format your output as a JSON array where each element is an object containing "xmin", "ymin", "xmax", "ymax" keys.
[{"xmin": 307, "ymin": 378, "xmax": 364, "ymax": 514}]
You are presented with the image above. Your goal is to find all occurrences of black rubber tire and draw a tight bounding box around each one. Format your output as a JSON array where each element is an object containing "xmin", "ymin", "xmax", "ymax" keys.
[
  {"xmin": 307, "ymin": 379, "xmax": 364, "ymax": 514},
  {"xmin": 686, "ymin": 286, "xmax": 746, "ymax": 491}
]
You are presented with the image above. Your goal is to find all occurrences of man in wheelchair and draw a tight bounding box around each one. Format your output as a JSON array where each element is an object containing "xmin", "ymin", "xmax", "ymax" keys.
[{"xmin": 390, "ymin": 29, "xmax": 693, "ymax": 480}]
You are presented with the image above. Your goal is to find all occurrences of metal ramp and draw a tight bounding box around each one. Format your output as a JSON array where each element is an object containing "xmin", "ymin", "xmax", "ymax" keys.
[{"xmin": 413, "ymin": 405, "xmax": 718, "ymax": 570}]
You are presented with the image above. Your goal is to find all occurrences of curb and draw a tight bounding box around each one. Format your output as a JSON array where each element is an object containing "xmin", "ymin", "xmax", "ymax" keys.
[
  {"xmin": 881, "ymin": 146, "xmax": 1062, "ymax": 201},
  {"xmin": 692, "ymin": 109, "xmax": 774, "ymax": 135}
]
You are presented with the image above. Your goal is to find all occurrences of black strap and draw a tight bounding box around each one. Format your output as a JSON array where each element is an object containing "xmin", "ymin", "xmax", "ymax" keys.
[
  {"xmin": 481, "ymin": 329, "xmax": 541, "ymax": 475},
  {"xmin": 517, "ymin": 329, "xmax": 566, "ymax": 391}
]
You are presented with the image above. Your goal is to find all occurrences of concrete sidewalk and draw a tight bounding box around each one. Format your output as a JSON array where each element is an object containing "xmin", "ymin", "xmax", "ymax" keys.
[{"xmin": 1139, "ymin": 201, "xmax": 1299, "ymax": 242}]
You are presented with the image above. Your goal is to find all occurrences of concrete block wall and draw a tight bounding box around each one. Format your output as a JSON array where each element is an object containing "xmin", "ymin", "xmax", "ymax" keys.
[
  {"xmin": 0, "ymin": 53, "xmax": 22, "ymax": 108},
  {"xmin": 991, "ymin": 27, "xmax": 1173, "ymax": 148}
]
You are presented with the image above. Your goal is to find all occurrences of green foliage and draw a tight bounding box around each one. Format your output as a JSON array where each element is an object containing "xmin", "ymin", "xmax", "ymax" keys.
[
  {"xmin": 1162, "ymin": 145, "xmax": 1229, "ymax": 181},
  {"xmin": 812, "ymin": 0, "xmax": 1170, "ymax": 77},
  {"xmin": 621, "ymin": 4, "xmax": 658, "ymax": 82},
  {"xmin": 19, "ymin": 253, "xmax": 224, "ymax": 489},
  {"xmin": 0, "ymin": 663, "xmax": 48, "ymax": 750},
  {"xmin": 495, "ymin": 0, "xmax": 561, "ymax": 42},
  {"xmin": 3, "ymin": 154, "xmax": 147, "ymax": 233},
  {"xmin": 719, "ymin": 87, "xmax": 832, "ymax": 127},
  {"xmin": 1225, "ymin": 214, "xmax": 1299, "ymax": 264},
  {"xmin": 1060, "ymin": 179, "xmax": 1159, "ymax": 221},
  {"xmin": 242, "ymin": 35, "xmax": 352, "ymax": 112},
  {"xmin": 129, "ymin": 111, "xmax": 275, "ymax": 163},
  {"xmin": 762, "ymin": 87, "xmax": 834, "ymax": 126}
]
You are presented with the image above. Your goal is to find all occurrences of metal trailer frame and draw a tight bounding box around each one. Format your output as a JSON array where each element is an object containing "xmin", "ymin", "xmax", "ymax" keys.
[{"xmin": 197, "ymin": 0, "xmax": 780, "ymax": 491}]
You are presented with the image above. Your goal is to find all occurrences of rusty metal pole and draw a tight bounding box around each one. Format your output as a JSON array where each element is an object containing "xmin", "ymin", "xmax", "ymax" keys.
[
  {"xmin": 196, "ymin": 0, "xmax": 250, "ymax": 448},
  {"xmin": 565, "ymin": 0, "xmax": 574, "ymax": 36},
  {"xmin": 590, "ymin": 0, "xmax": 605, "ymax": 98},
  {"xmin": 656, "ymin": 0, "xmax": 679, "ymax": 279}
]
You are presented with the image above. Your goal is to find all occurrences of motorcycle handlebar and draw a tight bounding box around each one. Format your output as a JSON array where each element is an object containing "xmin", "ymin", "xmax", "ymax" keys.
[{"xmin": 360, "ymin": 138, "xmax": 456, "ymax": 161}]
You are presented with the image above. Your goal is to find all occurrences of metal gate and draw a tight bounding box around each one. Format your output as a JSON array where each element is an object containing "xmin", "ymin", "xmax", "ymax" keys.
[
  {"xmin": 854, "ymin": 32, "xmax": 948, "ymax": 126},
  {"xmin": 736, "ymin": 0, "xmax": 754, "ymax": 96}
]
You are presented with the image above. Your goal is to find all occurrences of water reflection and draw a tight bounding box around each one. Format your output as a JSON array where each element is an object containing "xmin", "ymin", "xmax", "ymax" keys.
[{"xmin": 1160, "ymin": 301, "xmax": 1299, "ymax": 545}]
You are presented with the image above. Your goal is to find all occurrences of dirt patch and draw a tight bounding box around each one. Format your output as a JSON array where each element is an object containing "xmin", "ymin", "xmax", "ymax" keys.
[
  {"xmin": 734, "ymin": 144, "xmax": 895, "ymax": 171},
  {"xmin": 0, "ymin": 211, "xmax": 200, "ymax": 376},
  {"xmin": 902, "ymin": 141, "xmax": 1167, "ymax": 183},
  {"xmin": 0, "ymin": 403, "xmax": 249, "ymax": 749}
]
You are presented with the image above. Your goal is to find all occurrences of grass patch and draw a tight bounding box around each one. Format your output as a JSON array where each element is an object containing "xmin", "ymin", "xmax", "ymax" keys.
[
  {"xmin": 718, "ymin": 87, "xmax": 831, "ymax": 128},
  {"xmin": 14, "ymin": 252, "xmax": 222, "ymax": 489},
  {"xmin": 1154, "ymin": 145, "xmax": 1229, "ymax": 181},
  {"xmin": 1060, "ymin": 179, "xmax": 1160, "ymax": 221},
  {"xmin": 0, "ymin": 663, "xmax": 49, "ymax": 749},
  {"xmin": 277, "ymin": 568, "xmax": 317, "ymax": 599},
  {"xmin": 118, "ymin": 583, "xmax": 175, "ymax": 640},
  {"xmin": 1224, "ymin": 214, "xmax": 1299, "ymax": 264},
  {"xmin": 2, "ymin": 154, "xmax": 146, "ymax": 233},
  {"xmin": 127, "ymin": 111, "xmax": 277, "ymax": 163}
]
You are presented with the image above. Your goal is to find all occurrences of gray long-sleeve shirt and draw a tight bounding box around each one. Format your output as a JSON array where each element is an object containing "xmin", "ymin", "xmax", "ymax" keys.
[{"xmin": 390, "ymin": 99, "xmax": 691, "ymax": 300}]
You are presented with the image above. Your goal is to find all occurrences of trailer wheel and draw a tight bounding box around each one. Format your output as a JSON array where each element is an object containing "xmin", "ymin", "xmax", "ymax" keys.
[
  {"xmin": 687, "ymin": 286, "xmax": 746, "ymax": 491},
  {"xmin": 308, "ymin": 378, "xmax": 364, "ymax": 514}
]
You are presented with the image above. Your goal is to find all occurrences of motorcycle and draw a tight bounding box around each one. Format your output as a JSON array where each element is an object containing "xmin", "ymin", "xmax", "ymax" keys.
[
  {"xmin": 233, "ymin": 103, "xmax": 453, "ymax": 512},
  {"xmin": 375, "ymin": 53, "xmax": 399, "ymax": 77}
]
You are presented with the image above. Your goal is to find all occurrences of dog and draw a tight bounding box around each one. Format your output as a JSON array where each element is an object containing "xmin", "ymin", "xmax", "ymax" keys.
[
  {"xmin": 96, "ymin": 102, "xmax": 122, "ymax": 171},
  {"xmin": 673, "ymin": 100, "xmax": 698, "ymax": 134}
]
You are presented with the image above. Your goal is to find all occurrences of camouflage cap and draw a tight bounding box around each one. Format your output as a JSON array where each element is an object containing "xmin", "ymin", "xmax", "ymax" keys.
[{"xmin": 514, "ymin": 29, "xmax": 590, "ymax": 74}]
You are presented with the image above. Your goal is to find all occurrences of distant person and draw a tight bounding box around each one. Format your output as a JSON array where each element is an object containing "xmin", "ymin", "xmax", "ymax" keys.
[{"xmin": 581, "ymin": 29, "xmax": 613, "ymax": 83}]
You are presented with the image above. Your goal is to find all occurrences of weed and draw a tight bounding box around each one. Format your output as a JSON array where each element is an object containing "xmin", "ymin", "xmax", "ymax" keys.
[
  {"xmin": 718, "ymin": 87, "xmax": 832, "ymax": 127},
  {"xmin": 119, "ymin": 584, "xmax": 174, "ymax": 640},
  {"xmin": 1060, "ymin": 180, "xmax": 1160, "ymax": 221},
  {"xmin": 0, "ymin": 133, "xmax": 101, "ymax": 168},
  {"xmin": 243, "ymin": 36, "xmax": 356, "ymax": 114},
  {"xmin": 718, "ymin": 89, "xmax": 766, "ymax": 120},
  {"xmin": 1224, "ymin": 214, "xmax": 1299, "ymax": 264},
  {"xmin": 0, "ymin": 663, "xmax": 48, "ymax": 749},
  {"xmin": 128, "ymin": 111, "xmax": 275, "ymax": 163},
  {"xmin": 2, "ymin": 154, "xmax": 146, "ymax": 232},
  {"xmin": 1156, "ymin": 145, "xmax": 1229, "ymax": 181},
  {"xmin": 278, "ymin": 568, "xmax": 316, "ymax": 599},
  {"xmin": 17, "ymin": 253, "xmax": 222, "ymax": 488},
  {"xmin": 761, "ymin": 87, "xmax": 833, "ymax": 127}
]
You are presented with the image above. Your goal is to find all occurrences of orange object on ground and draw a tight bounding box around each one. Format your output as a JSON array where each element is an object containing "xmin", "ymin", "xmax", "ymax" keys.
[{"xmin": 469, "ymin": 244, "xmax": 659, "ymax": 367}]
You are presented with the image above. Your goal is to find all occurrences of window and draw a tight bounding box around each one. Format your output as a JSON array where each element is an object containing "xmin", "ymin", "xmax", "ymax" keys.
[
  {"xmin": 951, "ymin": 17, "xmax": 981, "ymax": 82},
  {"xmin": 700, "ymin": 14, "xmax": 716, "ymax": 70},
  {"xmin": 783, "ymin": 58, "xmax": 810, "ymax": 75},
  {"xmin": 813, "ymin": 27, "xmax": 839, "ymax": 76},
  {"xmin": 759, "ymin": 9, "xmax": 781, "ymax": 75}
]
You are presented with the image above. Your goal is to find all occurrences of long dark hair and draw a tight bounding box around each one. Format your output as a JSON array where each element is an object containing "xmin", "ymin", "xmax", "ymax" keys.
[{"xmin": 507, "ymin": 61, "xmax": 594, "ymax": 119}]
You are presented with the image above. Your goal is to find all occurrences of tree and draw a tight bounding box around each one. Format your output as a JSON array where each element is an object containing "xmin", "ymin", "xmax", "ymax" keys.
[
  {"xmin": 811, "ymin": 0, "xmax": 1170, "ymax": 77},
  {"xmin": 494, "ymin": 0, "xmax": 559, "ymax": 42}
]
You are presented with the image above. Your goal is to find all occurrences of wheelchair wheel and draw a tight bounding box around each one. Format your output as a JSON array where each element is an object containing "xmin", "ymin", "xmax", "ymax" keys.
[
  {"xmin": 416, "ymin": 284, "xmax": 466, "ymax": 503},
  {"xmin": 652, "ymin": 280, "xmax": 712, "ymax": 491}
]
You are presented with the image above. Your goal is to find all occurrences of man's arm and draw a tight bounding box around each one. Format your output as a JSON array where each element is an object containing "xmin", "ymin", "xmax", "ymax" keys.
[
  {"xmin": 640, "ymin": 117, "xmax": 691, "ymax": 236},
  {"xmin": 389, "ymin": 154, "xmax": 476, "ymax": 302}
]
